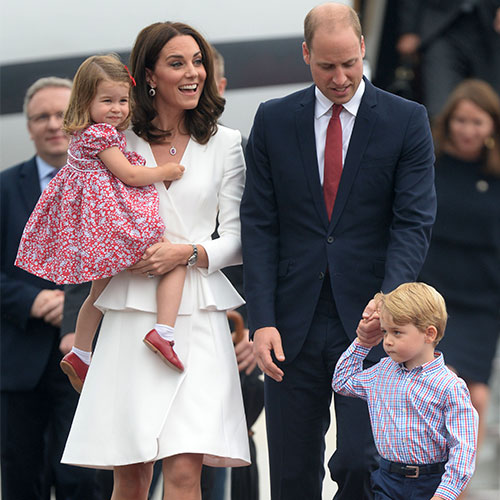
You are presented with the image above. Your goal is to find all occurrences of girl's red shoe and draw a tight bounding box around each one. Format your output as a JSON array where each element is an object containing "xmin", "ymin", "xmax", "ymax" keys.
[
  {"xmin": 143, "ymin": 329, "xmax": 184, "ymax": 372},
  {"xmin": 60, "ymin": 352, "xmax": 89, "ymax": 393}
]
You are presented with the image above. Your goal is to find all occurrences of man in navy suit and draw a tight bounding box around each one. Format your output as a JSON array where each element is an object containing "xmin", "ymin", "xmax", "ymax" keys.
[
  {"xmin": 1, "ymin": 77, "xmax": 98, "ymax": 499},
  {"xmin": 240, "ymin": 3, "xmax": 436, "ymax": 499}
]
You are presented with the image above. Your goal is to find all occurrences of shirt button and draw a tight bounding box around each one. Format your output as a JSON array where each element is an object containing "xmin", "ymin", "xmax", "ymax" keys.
[
  {"xmin": 327, "ymin": 236, "xmax": 334, "ymax": 243},
  {"xmin": 318, "ymin": 271, "xmax": 325, "ymax": 280}
]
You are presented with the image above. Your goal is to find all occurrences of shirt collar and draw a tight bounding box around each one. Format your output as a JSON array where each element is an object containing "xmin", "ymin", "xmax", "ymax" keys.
[
  {"xmin": 36, "ymin": 155, "xmax": 59, "ymax": 181},
  {"xmin": 314, "ymin": 78, "xmax": 366, "ymax": 119},
  {"xmin": 422, "ymin": 351, "xmax": 445, "ymax": 375},
  {"xmin": 397, "ymin": 351, "xmax": 445, "ymax": 374}
]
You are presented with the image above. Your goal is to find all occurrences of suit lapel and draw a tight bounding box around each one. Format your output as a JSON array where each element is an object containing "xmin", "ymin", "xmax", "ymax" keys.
[
  {"xmin": 18, "ymin": 157, "xmax": 42, "ymax": 214},
  {"xmin": 296, "ymin": 86, "xmax": 329, "ymax": 229},
  {"xmin": 330, "ymin": 79, "xmax": 378, "ymax": 231}
]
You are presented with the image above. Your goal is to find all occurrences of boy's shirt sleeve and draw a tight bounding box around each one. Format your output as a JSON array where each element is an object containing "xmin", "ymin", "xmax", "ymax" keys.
[
  {"xmin": 332, "ymin": 339, "xmax": 376, "ymax": 400},
  {"xmin": 434, "ymin": 380, "xmax": 478, "ymax": 500}
]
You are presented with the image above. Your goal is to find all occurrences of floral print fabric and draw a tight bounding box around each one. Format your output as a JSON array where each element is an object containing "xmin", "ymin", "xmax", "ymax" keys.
[{"xmin": 16, "ymin": 123, "xmax": 165, "ymax": 284}]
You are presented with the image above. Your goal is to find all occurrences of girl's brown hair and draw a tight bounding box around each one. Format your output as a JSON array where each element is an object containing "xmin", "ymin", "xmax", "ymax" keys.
[
  {"xmin": 129, "ymin": 22, "xmax": 224, "ymax": 145},
  {"xmin": 433, "ymin": 79, "xmax": 500, "ymax": 177},
  {"xmin": 63, "ymin": 54, "xmax": 133, "ymax": 134}
]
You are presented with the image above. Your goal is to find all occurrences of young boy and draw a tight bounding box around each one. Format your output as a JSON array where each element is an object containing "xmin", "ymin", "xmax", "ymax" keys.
[{"xmin": 332, "ymin": 282, "xmax": 478, "ymax": 500}]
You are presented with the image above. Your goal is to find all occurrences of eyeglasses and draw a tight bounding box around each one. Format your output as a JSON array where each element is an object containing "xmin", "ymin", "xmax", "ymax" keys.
[{"xmin": 28, "ymin": 111, "xmax": 65, "ymax": 125}]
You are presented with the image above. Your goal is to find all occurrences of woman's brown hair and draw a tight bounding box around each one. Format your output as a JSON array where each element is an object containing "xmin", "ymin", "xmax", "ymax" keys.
[
  {"xmin": 63, "ymin": 54, "xmax": 133, "ymax": 134},
  {"xmin": 433, "ymin": 79, "xmax": 500, "ymax": 176},
  {"xmin": 129, "ymin": 22, "xmax": 224, "ymax": 145}
]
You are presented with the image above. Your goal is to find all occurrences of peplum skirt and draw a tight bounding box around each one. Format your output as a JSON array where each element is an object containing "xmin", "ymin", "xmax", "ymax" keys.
[{"xmin": 62, "ymin": 306, "xmax": 250, "ymax": 469}]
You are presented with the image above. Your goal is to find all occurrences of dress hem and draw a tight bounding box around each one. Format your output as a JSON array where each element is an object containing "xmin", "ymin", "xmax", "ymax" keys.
[{"xmin": 62, "ymin": 452, "xmax": 251, "ymax": 471}]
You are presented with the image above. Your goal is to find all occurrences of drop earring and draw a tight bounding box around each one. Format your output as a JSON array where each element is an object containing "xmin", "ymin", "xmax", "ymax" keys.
[{"xmin": 148, "ymin": 87, "xmax": 156, "ymax": 97}]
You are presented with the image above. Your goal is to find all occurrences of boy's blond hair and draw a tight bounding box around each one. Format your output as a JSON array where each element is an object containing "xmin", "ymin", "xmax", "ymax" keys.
[
  {"xmin": 63, "ymin": 54, "xmax": 133, "ymax": 134},
  {"xmin": 374, "ymin": 282, "xmax": 448, "ymax": 345}
]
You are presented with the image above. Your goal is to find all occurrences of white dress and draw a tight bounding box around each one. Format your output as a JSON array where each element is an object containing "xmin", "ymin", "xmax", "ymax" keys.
[{"xmin": 62, "ymin": 126, "xmax": 250, "ymax": 469}]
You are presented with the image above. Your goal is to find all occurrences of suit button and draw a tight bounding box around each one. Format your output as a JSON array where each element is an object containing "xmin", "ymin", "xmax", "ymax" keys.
[
  {"xmin": 318, "ymin": 271, "xmax": 325, "ymax": 280},
  {"xmin": 327, "ymin": 236, "xmax": 334, "ymax": 243}
]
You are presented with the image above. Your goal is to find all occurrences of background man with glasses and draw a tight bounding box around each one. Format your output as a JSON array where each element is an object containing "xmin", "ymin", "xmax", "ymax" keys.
[{"xmin": 1, "ymin": 77, "xmax": 99, "ymax": 500}]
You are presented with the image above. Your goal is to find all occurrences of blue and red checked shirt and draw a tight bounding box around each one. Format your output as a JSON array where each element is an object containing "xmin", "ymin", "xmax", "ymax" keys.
[{"xmin": 332, "ymin": 340, "xmax": 478, "ymax": 500}]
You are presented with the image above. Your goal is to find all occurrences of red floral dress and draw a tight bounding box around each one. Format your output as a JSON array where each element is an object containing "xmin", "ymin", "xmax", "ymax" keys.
[{"xmin": 15, "ymin": 123, "xmax": 165, "ymax": 284}]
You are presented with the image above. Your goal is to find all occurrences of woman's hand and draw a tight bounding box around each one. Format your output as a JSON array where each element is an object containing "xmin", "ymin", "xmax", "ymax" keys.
[{"xmin": 129, "ymin": 238, "xmax": 191, "ymax": 277}]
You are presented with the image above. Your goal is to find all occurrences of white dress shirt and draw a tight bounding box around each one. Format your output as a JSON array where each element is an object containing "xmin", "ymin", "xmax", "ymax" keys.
[
  {"xmin": 36, "ymin": 156, "xmax": 59, "ymax": 192},
  {"xmin": 314, "ymin": 79, "xmax": 365, "ymax": 185}
]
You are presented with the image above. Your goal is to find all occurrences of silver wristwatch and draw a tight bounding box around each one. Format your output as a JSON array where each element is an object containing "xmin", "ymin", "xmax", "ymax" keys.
[{"xmin": 187, "ymin": 244, "xmax": 198, "ymax": 267}]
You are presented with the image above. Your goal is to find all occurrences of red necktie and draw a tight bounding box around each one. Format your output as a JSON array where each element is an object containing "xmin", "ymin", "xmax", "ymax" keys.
[{"xmin": 323, "ymin": 104, "xmax": 343, "ymax": 220}]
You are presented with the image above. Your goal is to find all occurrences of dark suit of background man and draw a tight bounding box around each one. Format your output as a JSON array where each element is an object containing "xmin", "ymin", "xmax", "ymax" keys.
[
  {"xmin": 240, "ymin": 3, "xmax": 436, "ymax": 499},
  {"xmin": 1, "ymin": 77, "xmax": 99, "ymax": 500},
  {"xmin": 396, "ymin": 0, "xmax": 500, "ymax": 119}
]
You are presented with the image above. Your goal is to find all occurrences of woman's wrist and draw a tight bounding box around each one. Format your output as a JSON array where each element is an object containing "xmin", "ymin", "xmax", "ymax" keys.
[
  {"xmin": 177, "ymin": 243, "xmax": 193, "ymax": 266},
  {"xmin": 186, "ymin": 244, "xmax": 198, "ymax": 267},
  {"xmin": 171, "ymin": 242, "xmax": 207, "ymax": 268}
]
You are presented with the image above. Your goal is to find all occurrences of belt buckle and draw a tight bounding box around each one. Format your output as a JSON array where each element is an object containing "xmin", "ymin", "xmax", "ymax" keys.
[{"xmin": 404, "ymin": 465, "xmax": 419, "ymax": 478}]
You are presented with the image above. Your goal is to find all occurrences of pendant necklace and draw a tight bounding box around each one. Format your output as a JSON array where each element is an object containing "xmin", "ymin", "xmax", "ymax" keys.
[{"xmin": 169, "ymin": 146, "xmax": 177, "ymax": 156}]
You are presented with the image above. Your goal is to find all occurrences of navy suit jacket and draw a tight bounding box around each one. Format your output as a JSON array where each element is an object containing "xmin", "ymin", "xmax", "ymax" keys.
[
  {"xmin": 241, "ymin": 78, "xmax": 436, "ymax": 363},
  {"xmin": 398, "ymin": 0, "xmax": 500, "ymax": 47},
  {"xmin": 1, "ymin": 157, "xmax": 63, "ymax": 391}
]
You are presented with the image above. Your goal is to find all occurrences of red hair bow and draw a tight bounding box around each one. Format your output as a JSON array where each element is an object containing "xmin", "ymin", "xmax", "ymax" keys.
[{"xmin": 124, "ymin": 65, "xmax": 136, "ymax": 87}]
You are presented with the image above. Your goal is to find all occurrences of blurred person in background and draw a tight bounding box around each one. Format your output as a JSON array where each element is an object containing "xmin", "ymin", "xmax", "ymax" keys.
[{"xmin": 396, "ymin": 0, "xmax": 500, "ymax": 119}]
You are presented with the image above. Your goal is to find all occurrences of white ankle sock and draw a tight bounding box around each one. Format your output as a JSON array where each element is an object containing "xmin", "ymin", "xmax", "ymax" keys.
[
  {"xmin": 155, "ymin": 323, "xmax": 175, "ymax": 342},
  {"xmin": 71, "ymin": 347, "xmax": 91, "ymax": 365}
]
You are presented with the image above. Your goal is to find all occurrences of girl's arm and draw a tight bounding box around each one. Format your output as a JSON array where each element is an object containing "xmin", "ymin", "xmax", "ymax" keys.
[{"xmin": 98, "ymin": 147, "xmax": 184, "ymax": 187}]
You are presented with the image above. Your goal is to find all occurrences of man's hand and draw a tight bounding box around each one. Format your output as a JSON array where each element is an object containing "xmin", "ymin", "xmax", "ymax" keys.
[
  {"xmin": 31, "ymin": 289, "xmax": 64, "ymax": 327},
  {"xmin": 234, "ymin": 329, "xmax": 258, "ymax": 375},
  {"xmin": 356, "ymin": 299, "xmax": 383, "ymax": 348},
  {"xmin": 59, "ymin": 332, "xmax": 75, "ymax": 355},
  {"xmin": 253, "ymin": 327, "xmax": 285, "ymax": 382}
]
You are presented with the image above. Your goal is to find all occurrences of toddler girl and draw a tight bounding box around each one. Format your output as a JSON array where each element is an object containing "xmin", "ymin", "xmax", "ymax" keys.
[{"xmin": 16, "ymin": 54, "xmax": 187, "ymax": 392}]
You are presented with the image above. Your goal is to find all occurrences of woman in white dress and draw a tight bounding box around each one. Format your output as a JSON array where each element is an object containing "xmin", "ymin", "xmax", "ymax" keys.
[{"xmin": 62, "ymin": 22, "xmax": 250, "ymax": 500}]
